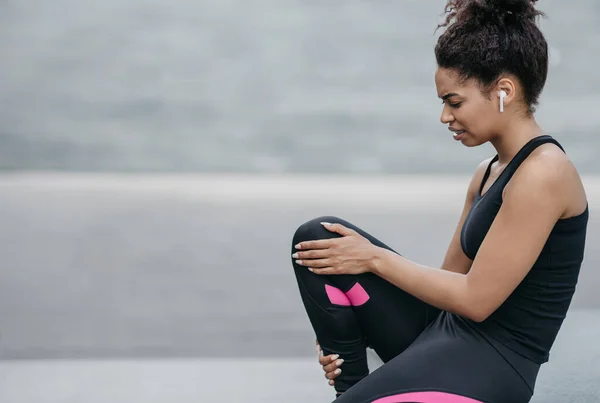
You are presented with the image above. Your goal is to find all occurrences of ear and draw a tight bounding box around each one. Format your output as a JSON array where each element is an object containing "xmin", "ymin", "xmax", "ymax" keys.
[{"xmin": 495, "ymin": 77, "xmax": 517, "ymax": 108}]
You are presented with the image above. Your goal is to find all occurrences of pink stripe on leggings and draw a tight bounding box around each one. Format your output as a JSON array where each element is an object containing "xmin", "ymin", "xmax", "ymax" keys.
[
  {"xmin": 346, "ymin": 282, "xmax": 370, "ymax": 306},
  {"xmin": 371, "ymin": 391, "xmax": 483, "ymax": 403},
  {"xmin": 325, "ymin": 285, "xmax": 351, "ymax": 306}
]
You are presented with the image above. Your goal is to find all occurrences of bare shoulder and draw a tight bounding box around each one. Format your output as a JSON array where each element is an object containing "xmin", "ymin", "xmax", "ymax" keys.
[{"xmin": 504, "ymin": 142, "xmax": 587, "ymax": 219}]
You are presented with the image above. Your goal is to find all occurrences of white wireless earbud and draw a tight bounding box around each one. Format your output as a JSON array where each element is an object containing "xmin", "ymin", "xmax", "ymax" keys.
[{"xmin": 498, "ymin": 90, "xmax": 507, "ymax": 113}]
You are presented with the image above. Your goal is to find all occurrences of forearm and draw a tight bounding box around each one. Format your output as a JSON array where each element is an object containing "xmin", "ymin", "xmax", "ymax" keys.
[{"xmin": 372, "ymin": 248, "xmax": 477, "ymax": 320}]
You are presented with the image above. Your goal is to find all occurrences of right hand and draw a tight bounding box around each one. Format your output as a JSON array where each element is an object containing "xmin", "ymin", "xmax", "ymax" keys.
[{"xmin": 316, "ymin": 340, "xmax": 344, "ymax": 386}]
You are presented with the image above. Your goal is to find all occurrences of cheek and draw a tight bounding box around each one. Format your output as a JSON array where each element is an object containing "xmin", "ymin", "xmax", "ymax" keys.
[{"xmin": 461, "ymin": 105, "xmax": 492, "ymax": 133}]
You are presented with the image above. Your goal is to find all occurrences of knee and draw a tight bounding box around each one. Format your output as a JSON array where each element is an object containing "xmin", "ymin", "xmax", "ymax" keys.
[{"xmin": 292, "ymin": 215, "xmax": 345, "ymax": 246}]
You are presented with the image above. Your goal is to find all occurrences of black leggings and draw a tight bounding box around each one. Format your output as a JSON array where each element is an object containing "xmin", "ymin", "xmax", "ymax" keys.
[{"xmin": 291, "ymin": 216, "xmax": 536, "ymax": 403}]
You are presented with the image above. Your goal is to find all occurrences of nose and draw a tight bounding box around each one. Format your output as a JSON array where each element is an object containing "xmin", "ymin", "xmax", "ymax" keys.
[{"xmin": 440, "ymin": 104, "xmax": 454, "ymax": 125}]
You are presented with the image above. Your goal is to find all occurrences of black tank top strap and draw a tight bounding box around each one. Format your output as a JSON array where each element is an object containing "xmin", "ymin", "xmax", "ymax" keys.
[
  {"xmin": 500, "ymin": 135, "xmax": 564, "ymax": 185},
  {"xmin": 481, "ymin": 135, "xmax": 564, "ymax": 196},
  {"xmin": 479, "ymin": 155, "xmax": 499, "ymax": 196}
]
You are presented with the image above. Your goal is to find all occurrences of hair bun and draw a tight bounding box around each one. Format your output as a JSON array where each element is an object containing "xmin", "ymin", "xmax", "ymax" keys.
[
  {"xmin": 440, "ymin": 0, "xmax": 544, "ymax": 29},
  {"xmin": 482, "ymin": 0, "xmax": 541, "ymax": 21}
]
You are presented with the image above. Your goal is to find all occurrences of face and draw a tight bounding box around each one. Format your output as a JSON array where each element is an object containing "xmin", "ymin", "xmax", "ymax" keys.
[{"xmin": 434, "ymin": 67, "xmax": 500, "ymax": 147}]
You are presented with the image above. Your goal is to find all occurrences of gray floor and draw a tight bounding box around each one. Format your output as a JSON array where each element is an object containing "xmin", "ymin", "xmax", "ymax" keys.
[
  {"xmin": 0, "ymin": 174, "xmax": 598, "ymax": 402},
  {"xmin": 0, "ymin": 314, "xmax": 599, "ymax": 403}
]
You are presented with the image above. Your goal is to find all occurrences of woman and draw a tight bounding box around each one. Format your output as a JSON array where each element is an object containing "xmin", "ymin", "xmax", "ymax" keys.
[{"xmin": 290, "ymin": 1, "xmax": 588, "ymax": 402}]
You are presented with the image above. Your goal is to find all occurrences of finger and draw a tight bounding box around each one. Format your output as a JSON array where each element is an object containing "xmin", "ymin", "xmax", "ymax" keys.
[
  {"xmin": 296, "ymin": 258, "xmax": 331, "ymax": 268},
  {"xmin": 321, "ymin": 222, "xmax": 357, "ymax": 237},
  {"xmin": 295, "ymin": 239, "xmax": 335, "ymax": 251},
  {"xmin": 293, "ymin": 249, "xmax": 330, "ymax": 260},
  {"xmin": 323, "ymin": 358, "xmax": 345, "ymax": 373},
  {"xmin": 325, "ymin": 368, "xmax": 342, "ymax": 380},
  {"xmin": 319, "ymin": 353, "xmax": 339, "ymax": 366},
  {"xmin": 311, "ymin": 267, "xmax": 336, "ymax": 275}
]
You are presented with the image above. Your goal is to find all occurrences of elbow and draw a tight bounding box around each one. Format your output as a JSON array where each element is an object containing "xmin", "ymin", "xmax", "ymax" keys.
[
  {"xmin": 460, "ymin": 280, "xmax": 494, "ymax": 322},
  {"xmin": 463, "ymin": 301, "xmax": 494, "ymax": 323},
  {"xmin": 459, "ymin": 293, "xmax": 492, "ymax": 322},
  {"xmin": 467, "ymin": 309, "xmax": 491, "ymax": 323},
  {"xmin": 456, "ymin": 305, "xmax": 488, "ymax": 323}
]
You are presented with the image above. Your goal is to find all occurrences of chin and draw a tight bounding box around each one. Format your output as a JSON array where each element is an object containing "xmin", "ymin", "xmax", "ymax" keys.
[
  {"xmin": 460, "ymin": 135, "xmax": 485, "ymax": 148},
  {"xmin": 462, "ymin": 140, "xmax": 480, "ymax": 148}
]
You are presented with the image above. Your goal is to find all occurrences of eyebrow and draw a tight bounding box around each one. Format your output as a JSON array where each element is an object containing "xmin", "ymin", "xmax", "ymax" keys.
[{"xmin": 440, "ymin": 92, "xmax": 459, "ymax": 101}]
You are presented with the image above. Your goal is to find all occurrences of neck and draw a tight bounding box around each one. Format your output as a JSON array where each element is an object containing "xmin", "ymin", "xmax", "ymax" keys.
[{"xmin": 490, "ymin": 116, "xmax": 544, "ymax": 165}]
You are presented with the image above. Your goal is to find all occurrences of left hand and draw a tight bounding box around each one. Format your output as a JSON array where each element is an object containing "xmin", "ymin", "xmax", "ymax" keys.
[{"xmin": 293, "ymin": 222, "xmax": 380, "ymax": 275}]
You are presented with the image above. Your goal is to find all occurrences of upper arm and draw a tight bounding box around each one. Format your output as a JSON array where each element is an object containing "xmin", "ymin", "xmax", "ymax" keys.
[
  {"xmin": 465, "ymin": 158, "xmax": 567, "ymax": 322},
  {"xmin": 440, "ymin": 158, "xmax": 493, "ymax": 274}
]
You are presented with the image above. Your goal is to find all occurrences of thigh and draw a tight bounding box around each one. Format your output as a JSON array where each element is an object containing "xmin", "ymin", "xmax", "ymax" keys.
[
  {"xmin": 293, "ymin": 216, "xmax": 441, "ymax": 362},
  {"xmin": 335, "ymin": 312, "xmax": 534, "ymax": 403}
]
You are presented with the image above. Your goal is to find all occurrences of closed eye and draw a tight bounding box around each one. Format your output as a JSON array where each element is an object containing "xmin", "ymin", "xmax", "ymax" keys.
[{"xmin": 442, "ymin": 100, "xmax": 462, "ymax": 108}]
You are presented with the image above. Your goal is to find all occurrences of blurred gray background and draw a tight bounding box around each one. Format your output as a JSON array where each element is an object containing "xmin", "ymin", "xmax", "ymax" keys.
[
  {"xmin": 0, "ymin": 1, "xmax": 599, "ymax": 402},
  {"xmin": 1, "ymin": 0, "xmax": 600, "ymax": 174}
]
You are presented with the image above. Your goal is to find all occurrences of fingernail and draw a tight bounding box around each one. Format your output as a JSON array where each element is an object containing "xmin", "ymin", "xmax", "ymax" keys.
[
  {"xmin": 334, "ymin": 369, "xmax": 342, "ymax": 375},
  {"xmin": 295, "ymin": 244, "xmax": 302, "ymax": 249},
  {"xmin": 331, "ymin": 354, "xmax": 339, "ymax": 361},
  {"xmin": 329, "ymin": 380, "xmax": 334, "ymax": 386},
  {"xmin": 320, "ymin": 222, "xmax": 331, "ymax": 226},
  {"xmin": 336, "ymin": 359, "xmax": 344, "ymax": 366},
  {"xmin": 295, "ymin": 260, "xmax": 303, "ymax": 265},
  {"xmin": 292, "ymin": 253, "xmax": 298, "ymax": 258},
  {"xmin": 308, "ymin": 268, "xmax": 314, "ymax": 272}
]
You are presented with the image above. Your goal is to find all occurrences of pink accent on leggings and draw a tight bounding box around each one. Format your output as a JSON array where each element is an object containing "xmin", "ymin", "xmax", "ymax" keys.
[
  {"xmin": 325, "ymin": 283, "xmax": 370, "ymax": 307},
  {"xmin": 371, "ymin": 391, "xmax": 483, "ymax": 403},
  {"xmin": 346, "ymin": 282, "xmax": 370, "ymax": 306},
  {"xmin": 325, "ymin": 285, "xmax": 351, "ymax": 306}
]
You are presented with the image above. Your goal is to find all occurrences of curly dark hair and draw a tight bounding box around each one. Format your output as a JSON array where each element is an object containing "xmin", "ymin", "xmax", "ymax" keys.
[{"xmin": 435, "ymin": 0, "xmax": 548, "ymax": 114}]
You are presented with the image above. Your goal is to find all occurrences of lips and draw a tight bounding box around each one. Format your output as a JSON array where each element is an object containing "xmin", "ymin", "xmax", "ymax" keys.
[{"xmin": 449, "ymin": 127, "xmax": 466, "ymax": 140}]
